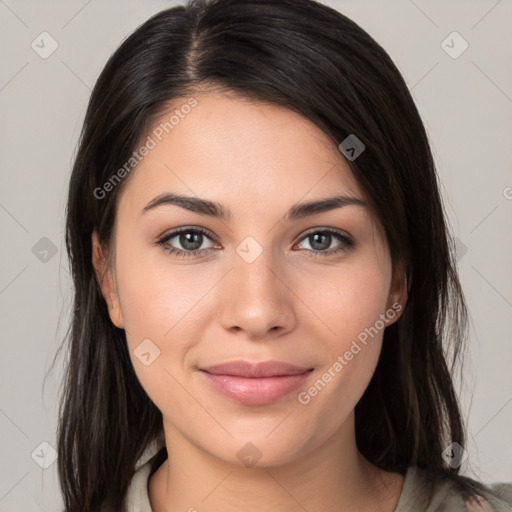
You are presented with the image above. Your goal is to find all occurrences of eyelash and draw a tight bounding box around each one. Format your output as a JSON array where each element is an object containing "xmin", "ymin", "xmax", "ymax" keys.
[{"xmin": 155, "ymin": 226, "xmax": 355, "ymax": 259}]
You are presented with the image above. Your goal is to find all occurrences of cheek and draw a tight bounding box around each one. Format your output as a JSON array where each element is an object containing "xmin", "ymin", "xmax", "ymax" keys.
[
  {"xmin": 295, "ymin": 257, "xmax": 390, "ymax": 413},
  {"xmin": 113, "ymin": 240, "xmax": 219, "ymax": 409},
  {"xmin": 114, "ymin": 234, "xmax": 212, "ymax": 343},
  {"xmin": 304, "ymin": 256, "xmax": 391, "ymax": 349},
  {"xmin": 113, "ymin": 246, "xmax": 206, "ymax": 414}
]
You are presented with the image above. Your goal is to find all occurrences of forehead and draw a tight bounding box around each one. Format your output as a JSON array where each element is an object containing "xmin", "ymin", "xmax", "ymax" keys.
[{"xmin": 117, "ymin": 91, "xmax": 367, "ymax": 218}]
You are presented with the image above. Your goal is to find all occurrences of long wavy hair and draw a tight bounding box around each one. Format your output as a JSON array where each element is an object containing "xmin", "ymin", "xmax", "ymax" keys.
[{"xmin": 54, "ymin": 0, "xmax": 492, "ymax": 510}]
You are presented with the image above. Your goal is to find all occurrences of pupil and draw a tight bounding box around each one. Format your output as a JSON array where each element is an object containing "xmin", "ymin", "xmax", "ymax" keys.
[
  {"xmin": 311, "ymin": 233, "xmax": 330, "ymax": 251},
  {"xmin": 181, "ymin": 232, "xmax": 202, "ymax": 250}
]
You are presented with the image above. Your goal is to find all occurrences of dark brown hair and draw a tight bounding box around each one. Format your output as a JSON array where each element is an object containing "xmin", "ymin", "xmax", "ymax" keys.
[{"xmin": 55, "ymin": 0, "xmax": 492, "ymax": 510}]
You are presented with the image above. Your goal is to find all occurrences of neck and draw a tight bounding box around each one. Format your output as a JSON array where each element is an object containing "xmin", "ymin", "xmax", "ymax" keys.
[{"xmin": 149, "ymin": 415, "xmax": 404, "ymax": 512}]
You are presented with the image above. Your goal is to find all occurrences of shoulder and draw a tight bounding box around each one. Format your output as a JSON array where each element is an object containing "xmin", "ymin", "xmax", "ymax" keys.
[
  {"xmin": 124, "ymin": 440, "xmax": 167, "ymax": 511},
  {"xmin": 395, "ymin": 466, "xmax": 512, "ymax": 512},
  {"xmin": 461, "ymin": 481, "xmax": 512, "ymax": 512},
  {"xmin": 124, "ymin": 459, "xmax": 154, "ymax": 512}
]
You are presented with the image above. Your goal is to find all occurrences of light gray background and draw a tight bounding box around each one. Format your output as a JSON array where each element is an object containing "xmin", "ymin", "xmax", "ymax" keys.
[{"xmin": 0, "ymin": 0, "xmax": 511, "ymax": 510}]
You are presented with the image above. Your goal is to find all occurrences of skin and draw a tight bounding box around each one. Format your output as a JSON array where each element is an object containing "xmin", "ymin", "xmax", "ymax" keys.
[{"xmin": 92, "ymin": 90, "xmax": 408, "ymax": 512}]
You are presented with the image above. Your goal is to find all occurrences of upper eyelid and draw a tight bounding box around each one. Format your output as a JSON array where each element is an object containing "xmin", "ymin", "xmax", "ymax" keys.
[{"xmin": 158, "ymin": 226, "xmax": 217, "ymax": 243}]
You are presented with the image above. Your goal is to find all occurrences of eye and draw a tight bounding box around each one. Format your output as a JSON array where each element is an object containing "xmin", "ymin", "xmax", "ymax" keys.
[
  {"xmin": 294, "ymin": 229, "xmax": 354, "ymax": 257},
  {"xmin": 155, "ymin": 227, "xmax": 354, "ymax": 259},
  {"xmin": 155, "ymin": 227, "xmax": 219, "ymax": 258}
]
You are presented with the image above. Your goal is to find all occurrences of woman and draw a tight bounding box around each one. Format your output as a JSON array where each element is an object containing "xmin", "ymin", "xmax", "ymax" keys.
[{"xmin": 57, "ymin": 0, "xmax": 512, "ymax": 510}]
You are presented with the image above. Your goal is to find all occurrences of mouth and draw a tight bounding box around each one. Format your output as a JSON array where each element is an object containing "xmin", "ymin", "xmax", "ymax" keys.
[
  {"xmin": 199, "ymin": 360, "xmax": 314, "ymax": 405},
  {"xmin": 200, "ymin": 360, "xmax": 313, "ymax": 378}
]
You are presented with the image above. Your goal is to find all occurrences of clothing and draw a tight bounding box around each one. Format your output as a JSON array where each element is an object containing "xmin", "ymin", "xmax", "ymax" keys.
[{"xmin": 124, "ymin": 453, "xmax": 512, "ymax": 512}]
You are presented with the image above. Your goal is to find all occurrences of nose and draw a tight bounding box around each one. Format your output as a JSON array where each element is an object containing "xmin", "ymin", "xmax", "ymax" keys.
[{"xmin": 219, "ymin": 246, "xmax": 297, "ymax": 340}]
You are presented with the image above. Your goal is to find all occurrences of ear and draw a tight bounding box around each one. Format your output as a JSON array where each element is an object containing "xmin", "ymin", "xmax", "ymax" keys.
[
  {"xmin": 384, "ymin": 261, "xmax": 408, "ymax": 326},
  {"xmin": 91, "ymin": 230, "xmax": 125, "ymax": 329}
]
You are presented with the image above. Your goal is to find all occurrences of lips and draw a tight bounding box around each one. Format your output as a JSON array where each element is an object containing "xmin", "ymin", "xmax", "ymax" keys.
[
  {"xmin": 199, "ymin": 360, "xmax": 314, "ymax": 405},
  {"xmin": 200, "ymin": 360, "xmax": 313, "ymax": 378}
]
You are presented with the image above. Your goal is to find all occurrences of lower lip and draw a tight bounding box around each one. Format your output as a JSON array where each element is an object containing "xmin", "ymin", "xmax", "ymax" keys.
[{"xmin": 200, "ymin": 370, "xmax": 313, "ymax": 406}]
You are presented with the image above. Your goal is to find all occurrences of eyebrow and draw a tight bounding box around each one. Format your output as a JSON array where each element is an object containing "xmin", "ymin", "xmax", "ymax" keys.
[{"xmin": 141, "ymin": 192, "xmax": 366, "ymax": 221}]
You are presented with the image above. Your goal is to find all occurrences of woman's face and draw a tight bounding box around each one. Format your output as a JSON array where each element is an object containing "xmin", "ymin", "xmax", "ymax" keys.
[{"xmin": 93, "ymin": 91, "xmax": 406, "ymax": 467}]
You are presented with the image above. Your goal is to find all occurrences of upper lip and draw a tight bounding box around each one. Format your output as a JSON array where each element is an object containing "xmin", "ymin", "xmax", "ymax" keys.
[{"xmin": 200, "ymin": 360, "xmax": 313, "ymax": 378}]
